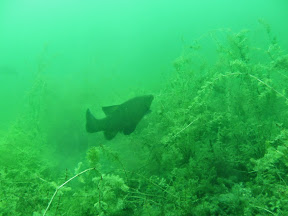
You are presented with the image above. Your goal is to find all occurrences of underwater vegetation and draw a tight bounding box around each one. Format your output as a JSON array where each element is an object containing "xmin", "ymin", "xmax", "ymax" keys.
[{"xmin": 2, "ymin": 23, "xmax": 288, "ymax": 216}]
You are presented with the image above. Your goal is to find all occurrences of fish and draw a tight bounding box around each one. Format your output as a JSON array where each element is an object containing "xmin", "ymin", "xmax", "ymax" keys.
[{"xmin": 86, "ymin": 94, "xmax": 154, "ymax": 140}]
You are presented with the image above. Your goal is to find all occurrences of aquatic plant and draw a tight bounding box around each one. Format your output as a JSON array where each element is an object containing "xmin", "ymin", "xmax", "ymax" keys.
[
  {"xmin": 2, "ymin": 22, "xmax": 288, "ymax": 215},
  {"xmin": 134, "ymin": 24, "xmax": 288, "ymax": 215}
]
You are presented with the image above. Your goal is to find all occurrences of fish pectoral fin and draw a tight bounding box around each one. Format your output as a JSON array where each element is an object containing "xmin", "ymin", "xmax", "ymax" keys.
[
  {"xmin": 102, "ymin": 105, "xmax": 119, "ymax": 116},
  {"xmin": 104, "ymin": 131, "xmax": 118, "ymax": 140},
  {"xmin": 123, "ymin": 125, "xmax": 137, "ymax": 135}
]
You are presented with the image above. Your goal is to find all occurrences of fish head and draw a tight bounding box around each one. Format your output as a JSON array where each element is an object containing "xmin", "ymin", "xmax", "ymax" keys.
[
  {"xmin": 145, "ymin": 94, "xmax": 154, "ymax": 105},
  {"xmin": 142, "ymin": 94, "xmax": 154, "ymax": 112}
]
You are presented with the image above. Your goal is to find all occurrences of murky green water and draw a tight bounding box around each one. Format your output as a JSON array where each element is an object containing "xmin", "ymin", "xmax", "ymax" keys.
[{"xmin": 1, "ymin": 1, "xmax": 288, "ymax": 215}]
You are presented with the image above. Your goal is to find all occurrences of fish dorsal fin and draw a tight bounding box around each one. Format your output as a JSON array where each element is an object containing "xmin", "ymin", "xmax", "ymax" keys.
[{"xmin": 102, "ymin": 105, "xmax": 119, "ymax": 116}]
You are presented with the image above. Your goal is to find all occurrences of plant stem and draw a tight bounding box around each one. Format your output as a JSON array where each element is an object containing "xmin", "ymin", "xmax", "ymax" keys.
[{"xmin": 42, "ymin": 167, "xmax": 96, "ymax": 216}]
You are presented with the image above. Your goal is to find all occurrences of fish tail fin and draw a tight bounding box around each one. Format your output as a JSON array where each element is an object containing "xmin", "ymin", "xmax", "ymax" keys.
[{"xmin": 86, "ymin": 109, "xmax": 102, "ymax": 133}]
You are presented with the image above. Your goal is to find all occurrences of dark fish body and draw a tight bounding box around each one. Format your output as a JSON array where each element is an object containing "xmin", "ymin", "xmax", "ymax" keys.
[{"xmin": 86, "ymin": 95, "xmax": 154, "ymax": 140}]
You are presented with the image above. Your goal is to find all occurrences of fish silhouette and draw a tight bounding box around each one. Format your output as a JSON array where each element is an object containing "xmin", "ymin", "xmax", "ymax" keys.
[{"xmin": 86, "ymin": 95, "xmax": 154, "ymax": 140}]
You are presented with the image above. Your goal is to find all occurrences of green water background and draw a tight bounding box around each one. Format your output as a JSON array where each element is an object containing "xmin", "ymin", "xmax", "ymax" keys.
[
  {"xmin": 1, "ymin": 1, "xmax": 288, "ymax": 215},
  {"xmin": 1, "ymin": 0, "xmax": 288, "ymax": 128}
]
